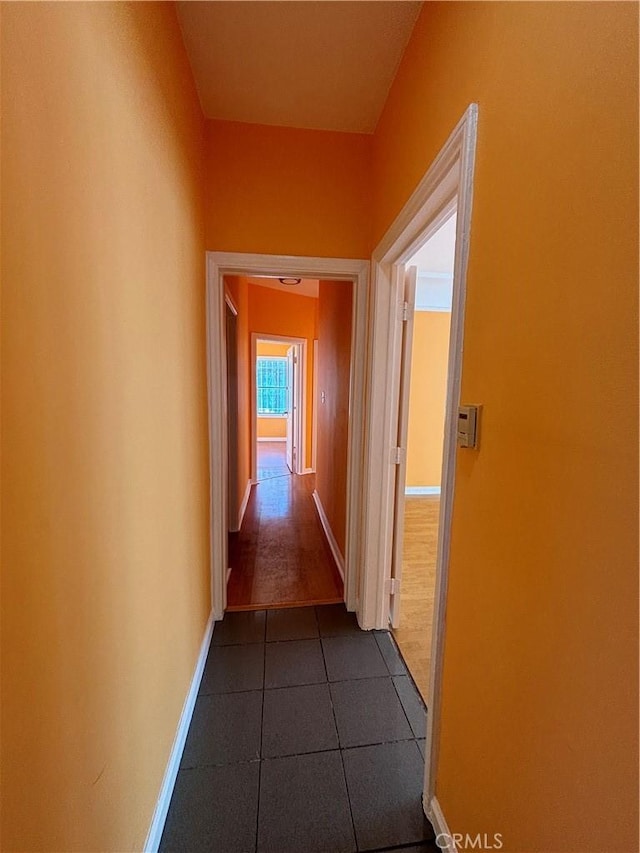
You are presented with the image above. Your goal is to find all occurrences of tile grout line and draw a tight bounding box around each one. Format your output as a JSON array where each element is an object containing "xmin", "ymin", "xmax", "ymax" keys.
[
  {"xmin": 367, "ymin": 628, "xmax": 419, "ymax": 741},
  {"xmin": 390, "ymin": 675, "xmax": 420, "ymax": 739},
  {"xmin": 179, "ymin": 731, "xmax": 422, "ymax": 773},
  {"xmin": 318, "ymin": 607, "xmax": 359, "ymax": 852},
  {"xmin": 338, "ymin": 747, "xmax": 359, "ymax": 853},
  {"xmin": 385, "ymin": 631, "xmax": 429, "ymax": 713},
  {"xmin": 383, "ymin": 632, "xmax": 429, "ymax": 740},
  {"xmin": 254, "ymin": 619, "xmax": 268, "ymax": 853}
]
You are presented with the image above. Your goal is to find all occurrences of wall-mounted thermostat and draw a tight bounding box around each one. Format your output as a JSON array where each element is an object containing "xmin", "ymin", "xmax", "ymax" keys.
[{"xmin": 457, "ymin": 405, "xmax": 481, "ymax": 448}]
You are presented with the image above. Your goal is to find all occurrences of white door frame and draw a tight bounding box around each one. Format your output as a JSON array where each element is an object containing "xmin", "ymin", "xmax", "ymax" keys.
[
  {"xmin": 225, "ymin": 295, "xmax": 240, "ymax": 532},
  {"xmin": 312, "ymin": 339, "xmax": 318, "ymax": 474},
  {"xmin": 251, "ymin": 333, "xmax": 306, "ymax": 479},
  {"xmin": 206, "ymin": 252, "xmax": 369, "ymax": 620},
  {"xmin": 360, "ymin": 106, "xmax": 478, "ymax": 818},
  {"xmin": 389, "ymin": 265, "xmax": 417, "ymax": 630}
]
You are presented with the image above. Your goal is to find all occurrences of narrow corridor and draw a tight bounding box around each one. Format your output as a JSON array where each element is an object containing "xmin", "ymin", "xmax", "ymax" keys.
[
  {"xmin": 227, "ymin": 445, "xmax": 344, "ymax": 610},
  {"xmin": 160, "ymin": 605, "xmax": 436, "ymax": 853}
]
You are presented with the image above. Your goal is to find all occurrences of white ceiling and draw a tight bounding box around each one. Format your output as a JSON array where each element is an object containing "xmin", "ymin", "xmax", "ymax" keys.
[
  {"xmin": 248, "ymin": 276, "xmax": 319, "ymax": 298},
  {"xmin": 408, "ymin": 213, "xmax": 457, "ymax": 275},
  {"xmin": 408, "ymin": 213, "xmax": 457, "ymax": 312},
  {"xmin": 176, "ymin": 1, "xmax": 422, "ymax": 133}
]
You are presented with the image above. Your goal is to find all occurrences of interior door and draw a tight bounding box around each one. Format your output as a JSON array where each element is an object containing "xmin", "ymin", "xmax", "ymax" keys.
[
  {"xmin": 285, "ymin": 346, "xmax": 295, "ymax": 473},
  {"xmin": 390, "ymin": 265, "xmax": 417, "ymax": 628}
]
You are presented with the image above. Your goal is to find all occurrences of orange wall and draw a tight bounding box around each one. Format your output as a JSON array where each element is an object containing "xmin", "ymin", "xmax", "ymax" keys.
[
  {"xmin": 1, "ymin": 4, "xmax": 210, "ymax": 851},
  {"xmin": 3, "ymin": 4, "xmax": 637, "ymax": 853},
  {"xmin": 248, "ymin": 284, "xmax": 317, "ymax": 469},
  {"xmin": 257, "ymin": 417, "xmax": 286, "ymax": 439},
  {"xmin": 257, "ymin": 342, "xmax": 290, "ymax": 356},
  {"xmin": 406, "ymin": 311, "xmax": 451, "ymax": 488},
  {"xmin": 225, "ymin": 276, "xmax": 251, "ymax": 518},
  {"xmin": 256, "ymin": 341, "xmax": 288, "ymax": 439},
  {"xmin": 374, "ymin": 3, "xmax": 639, "ymax": 851},
  {"xmin": 204, "ymin": 120, "xmax": 372, "ymax": 258},
  {"xmin": 316, "ymin": 281, "xmax": 353, "ymax": 557}
]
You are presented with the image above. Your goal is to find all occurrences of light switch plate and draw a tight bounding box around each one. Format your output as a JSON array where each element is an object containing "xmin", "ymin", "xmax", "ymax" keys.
[{"xmin": 457, "ymin": 405, "xmax": 480, "ymax": 448}]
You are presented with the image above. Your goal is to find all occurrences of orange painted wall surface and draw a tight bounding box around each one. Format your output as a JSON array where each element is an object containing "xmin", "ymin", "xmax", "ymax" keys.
[
  {"xmin": 257, "ymin": 418, "xmax": 286, "ymax": 439},
  {"xmin": 248, "ymin": 284, "xmax": 317, "ymax": 469},
  {"xmin": 225, "ymin": 276, "xmax": 251, "ymax": 516},
  {"xmin": 256, "ymin": 341, "xmax": 288, "ymax": 439},
  {"xmin": 257, "ymin": 341, "xmax": 290, "ymax": 356},
  {"xmin": 374, "ymin": 3, "xmax": 639, "ymax": 851},
  {"xmin": 316, "ymin": 281, "xmax": 353, "ymax": 557},
  {"xmin": 204, "ymin": 120, "xmax": 372, "ymax": 258},
  {"xmin": 1, "ymin": 4, "xmax": 210, "ymax": 851},
  {"xmin": 406, "ymin": 312, "xmax": 451, "ymax": 488}
]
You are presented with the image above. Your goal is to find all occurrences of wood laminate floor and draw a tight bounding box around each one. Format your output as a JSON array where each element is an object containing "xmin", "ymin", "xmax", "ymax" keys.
[
  {"xmin": 256, "ymin": 441, "xmax": 290, "ymax": 481},
  {"xmin": 227, "ymin": 444, "xmax": 344, "ymax": 610},
  {"xmin": 392, "ymin": 497, "xmax": 440, "ymax": 700}
]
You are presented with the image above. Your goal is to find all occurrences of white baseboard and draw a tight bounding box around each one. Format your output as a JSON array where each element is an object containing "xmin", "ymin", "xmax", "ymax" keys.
[
  {"xmin": 303, "ymin": 467, "xmax": 315, "ymax": 475},
  {"xmin": 257, "ymin": 437, "xmax": 286, "ymax": 442},
  {"xmin": 237, "ymin": 479, "xmax": 252, "ymax": 531},
  {"xmin": 144, "ymin": 613, "xmax": 215, "ymax": 852},
  {"xmin": 405, "ymin": 486, "xmax": 441, "ymax": 497},
  {"xmin": 427, "ymin": 795, "xmax": 456, "ymax": 852},
  {"xmin": 312, "ymin": 489, "xmax": 345, "ymax": 580}
]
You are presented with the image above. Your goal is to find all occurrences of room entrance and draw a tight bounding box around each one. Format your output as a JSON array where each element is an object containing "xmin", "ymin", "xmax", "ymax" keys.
[
  {"xmin": 252, "ymin": 334, "xmax": 306, "ymax": 482},
  {"xmin": 214, "ymin": 269, "xmax": 365, "ymax": 612},
  {"xmin": 388, "ymin": 211, "xmax": 457, "ymax": 700}
]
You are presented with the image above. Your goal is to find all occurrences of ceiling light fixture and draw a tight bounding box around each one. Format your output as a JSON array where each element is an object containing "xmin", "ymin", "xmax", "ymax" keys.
[{"xmin": 278, "ymin": 277, "xmax": 301, "ymax": 286}]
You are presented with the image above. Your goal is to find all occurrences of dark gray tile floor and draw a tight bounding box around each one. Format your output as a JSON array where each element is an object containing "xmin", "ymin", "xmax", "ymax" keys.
[{"xmin": 160, "ymin": 604, "xmax": 437, "ymax": 853}]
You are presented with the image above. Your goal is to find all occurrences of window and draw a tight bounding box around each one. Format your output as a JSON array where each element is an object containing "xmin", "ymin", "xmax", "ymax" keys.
[{"xmin": 257, "ymin": 356, "xmax": 288, "ymax": 415}]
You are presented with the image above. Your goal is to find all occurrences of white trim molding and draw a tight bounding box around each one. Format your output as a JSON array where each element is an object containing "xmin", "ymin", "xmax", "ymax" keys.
[
  {"xmin": 427, "ymin": 796, "xmax": 457, "ymax": 852},
  {"xmin": 144, "ymin": 613, "xmax": 215, "ymax": 852},
  {"xmin": 312, "ymin": 338, "xmax": 319, "ymax": 473},
  {"xmin": 424, "ymin": 104, "xmax": 478, "ymax": 807},
  {"xmin": 359, "ymin": 106, "xmax": 478, "ymax": 809},
  {"xmin": 206, "ymin": 252, "xmax": 369, "ymax": 622},
  {"xmin": 224, "ymin": 292, "xmax": 238, "ymax": 315},
  {"xmin": 256, "ymin": 436, "xmax": 286, "ymax": 442},
  {"xmin": 236, "ymin": 479, "xmax": 252, "ymax": 532},
  {"xmin": 312, "ymin": 489, "xmax": 345, "ymax": 580},
  {"xmin": 405, "ymin": 486, "xmax": 441, "ymax": 497}
]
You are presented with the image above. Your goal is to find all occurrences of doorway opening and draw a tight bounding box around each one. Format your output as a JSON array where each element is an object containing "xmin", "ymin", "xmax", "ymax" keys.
[
  {"xmin": 207, "ymin": 255, "xmax": 369, "ymax": 619},
  {"xmin": 222, "ymin": 276, "xmax": 355, "ymax": 611},
  {"xmin": 252, "ymin": 334, "xmax": 306, "ymax": 482},
  {"xmin": 362, "ymin": 105, "xmax": 477, "ymax": 826},
  {"xmin": 389, "ymin": 211, "xmax": 457, "ymax": 701},
  {"xmin": 225, "ymin": 296, "xmax": 240, "ymax": 534}
]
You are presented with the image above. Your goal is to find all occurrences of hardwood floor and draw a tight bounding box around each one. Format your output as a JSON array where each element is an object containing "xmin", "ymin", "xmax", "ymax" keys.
[
  {"xmin": 392, "ymin": 497, "xmax": 440, "ymax": 700},
  {"xmin": 227, "ymin": 443, "xmax": 344, "ymax": 610},
  {"xmin": 256, "ymin": 440, "xmax": 290, "ymax": 481}
]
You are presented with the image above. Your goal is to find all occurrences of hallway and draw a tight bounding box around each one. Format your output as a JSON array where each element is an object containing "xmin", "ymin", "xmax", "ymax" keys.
[
  {"xmin": 227, "ymin": 444, "xmax": 344, "ymax": 610},
  {"xmin": 160, "ymin": 605, "xmax": 436, "ymax": 853}
]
